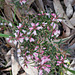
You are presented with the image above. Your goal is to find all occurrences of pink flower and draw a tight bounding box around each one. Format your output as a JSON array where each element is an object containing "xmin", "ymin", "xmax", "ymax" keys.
[
  {"xmin": 53, "ymin": 24, "xmax": 57, "ymax": 29},
  {"xmin": 20, "ymin": 0, "xmax": 27, "ymax": 5},
  {"xmin": 64, "ymin": 64, "xmax": 67, "ymax": 68},
  {"xmin": 44, "ymin": 67, "xmax": 50, "ymax": 73},
  {"xmin": 20, "ymin": 33, "xmax": 23, "ymax": 36},
  {"xmin": 56, "ymin": 56, "xmax": 67, "ymax": 68},
  {"xmin": 29, "ymin": 23, "xmax": 43, "ymax": 35},
  {"xmin": 38, "ymin": 11, "xmax": 45, "ymax": 16},
  {"xmin": 56, "ymin": 56, "xmax": 59, "ymax": 60},
  {"xmin": 54, "ymin": 30, "xmax": 60, "ymax": 37},
  {"xmin": 35, "ymin": 56, "xmax": 39, "ymax": 62},
  {"xmin": 57, "ymin": 61, "xmax": 62, "ymax": 64},
  {"xmin": 37, "ymin": 26, "xmax": 43, "ymax": 30},
  {"xmin": 32, "ymin": 30, "xmax": 37, "ymax": 35},
  {"xmin": 42, "ymin": 67, "xmax": 50, "ymax": 73},
  {"xmin": 47, "ymin": 26, "xmax": 50, "ymax": 30},
  {"xmin": 17, "ymin": 23, "xmax": 23, "ymax": 29},
  {"xmin": 29, "ymin": 27, "xmax": 33, "ymax": 31},
  {"xmin": 45, "ymin": 13, "xmax": 50, "ymax": 16},
  {"xmin": 42, "ymin": 22, "xmax": 47, "ymax": 26},
  {"xmin": 8, "ymin": 22, "xmax": 12, "ymax": 27},
  {"xmin": 38, "ymin": 11, "xmax": 49, "ymax": 16},
  {"xmin": 30, "ymin": 37, "xmax": 35, "ymax": 42},
  {"xmin": 14, "ymin": 40, "xmax": 17, "ymax": 45},
  {"xmin": 33, "ymin": 52, "xmax": 38, "ymax": 56},
  {"xmin": 22, "ymin": 30, "xmax": 26, "ymax": 34},
  {"xmin": 29, "ymin": 23, "xmax": 39, "ymax": 32},
  {"xmin": 51, "ymin": 13, "xmax": 56, "ymax": 18},
  {"xmin": 46, "ymin": 65, "xmax": 51, "ymax": 67},
  {"xmin": 14, "ymin": 33, "xmax": 18, "ymax": 38},
  {"xmin": 57, "ymin": 19, "xmax": 62, "ymax": 22},
  {"xmin": 25, "ymin": 37, "xmax": 29, "ymax": 41},
  {"xmin": 19, "ymin": 37, "xmax": 24, "ymax": 43},
  {"xmin": 26, "ymin": 55, "xmax": 31, "ymax": 60},
  {"xmin": 39, "ymin": 69, "xmax": 43, "ymax": 75},
  {"xmin": 60, "ymin": 56, "xmax": 63, "ymax": 60},
  {"xmin": 35, "ymin": 46, "xmax": 39, "ymax": 50},
  {"xmin": 51, "ymin": 22, "xmax": 54, "ymax": 26},
  {"xmin": 15, "ymin": 30, "xmax": 19, "ymax": 33},
  {"xmin": 41, "ymin": 56, "xmax": 50, "ymax": 65}
]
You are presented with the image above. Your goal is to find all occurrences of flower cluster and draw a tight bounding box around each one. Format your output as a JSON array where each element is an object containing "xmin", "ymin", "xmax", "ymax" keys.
[
  {"xmin": 56, "ymin": 55, "xmax": 67, "ymax": 68},
  {"xmin": 24, "ymin": 50, "xmax": 51, "ymax": 75},
  {"xmin": 1, "ymin": 11, "xmax": 70, "ymax": 75}
]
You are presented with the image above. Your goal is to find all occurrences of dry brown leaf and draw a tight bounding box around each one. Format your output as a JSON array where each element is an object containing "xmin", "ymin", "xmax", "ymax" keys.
[
  {"xmin": 35, "ymin": 0, "xmax": 45, "ymax": 11},
  {"xmin": 4, "ymin": 3, "xmax": 13, "ymax": 22},
  {"xmin": 53, "ymin": 0, "xmax": 74, "ymax": 29},
  {"xmin": 5, "ymin": 0, "xmax": 12, "ymax": 5},
  {"xmin": 11, "ymin": 4, "xmax": 22, "ymax": 22},
  {"xmin": 66, "ymin": 4, "xmax": 73, "ymax": 18},
  {"xmin": 11, "ymin": 48, "xmax": 21, "ymax": 75},
  {"xmin": 59, "ymin": 22, "xmax": 70, "ymax": 38},
  {"xmin": 26, "ymin": 0, "xmax": 34, "ymax": 8},
  {"xmin": 64, "ymin": 0, "xmax": 74, "ymax": 7},
  {"xmin": 70, "ymin": 12, "xmax": 75, "ymax": 26}
]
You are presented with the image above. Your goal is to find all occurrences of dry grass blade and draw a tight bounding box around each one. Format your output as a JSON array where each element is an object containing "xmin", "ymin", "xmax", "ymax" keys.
[{"xmin": 1, "ymin": 67, "xmax": 11, "ymax": 71}]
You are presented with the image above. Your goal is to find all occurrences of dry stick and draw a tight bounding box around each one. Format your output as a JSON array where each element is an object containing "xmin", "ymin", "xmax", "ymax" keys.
[
  {"xmin": 53, "ymin": 0, "xmax": 74, "ymax": 29},
  {"xmin": 1, "ymin": 67, "xmax": 12, "ymax": 71}
]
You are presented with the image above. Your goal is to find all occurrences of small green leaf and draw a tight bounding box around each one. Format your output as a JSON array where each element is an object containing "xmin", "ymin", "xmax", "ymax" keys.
[{"xmin": 0, "ymin": 33, "xmax": 9, "ymax": 37}]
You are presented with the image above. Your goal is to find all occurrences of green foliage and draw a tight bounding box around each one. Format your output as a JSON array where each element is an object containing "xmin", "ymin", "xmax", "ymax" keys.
[{"xmin": 0, "ymin": 33, "xmax": 9, "ymax": 37}]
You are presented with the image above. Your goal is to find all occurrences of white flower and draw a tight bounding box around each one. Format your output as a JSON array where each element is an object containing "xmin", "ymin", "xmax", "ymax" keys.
[
  {"xmin": 9, "ymin": 40, "xmax": 12, "ymax": 43},
  {"xmin": 37, "ymin": 26, "xmax": 43, "ymax": 30},
  {"xmin": 30, "ymin": 38, "xmax": 35, "ymax": 42},
  {"xmin": 15, "ymin": 30, "xmax": 19, "ymax": 33},
  {"xmin": 14, "ymin": 40, "xmax": 17, "ymax": 45},
  {"xmin": 33, "ymin": 30, "xmax": 37, "ymax": 35},
  {"xmin": 26, "ymin": 55, "xmax": 31, "ymax": 60},
  {"xmin": 22, "ymin": 30, "xmax": 26, "ymax": 34},
  {"xmin": 4, "ymin": 23, "xmax": 6, "ymax": 25},
  {"xmin": 25, "ymin": 37, "xmax": 28, "ymax": 40},
  {"xmin": 57, "ymin": 19, "xmax": 62, "ymax": 22},
  {"xmin": 19, "ymin": 38, "xmax": 24, "ymax": 43},
  {"xmin": 17, "ymin": 49, "xmax": 21, "ymax": 53},
  {"xmin": 6, "ymin": 38, "xmax": 10, "ymax": 40},
  {"xmin": 64, "ymin": 59, "xmax": 70, "ymax": 64},
  {"xmin": 14, "ymin": 33, "xmax": 18, "ymax": 38},
  {"xmin": 8, "ymin": 23, "xmax": 12, "ymax": 27},
  {"xmin": 0, "ymin": 23, "xmax": 3, "ymax": 25},
  {"xmin": 42, "ymin": 22, "xmax": 47, "ymax": 26},
  {"xmin": 53, "ymin": 23, "xmax": 57, "ymax": 29},
  {"xmin": 20, "ymin": 0, "xmax": 27, "ymax": 5},
  {"xmin": 51, "ymin": 22, "xmax": 54, "ymax": 26},
  {"xmin": 27, "ymin": 32, "xmax": 31, "ymax": 35},
  {"xmin": 17, "ymin": 23, "xmax": 22, "ymax": 29},
  {"xmin": 54, "ymin": 30, "xmax": 60, "ymax": 37}
]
